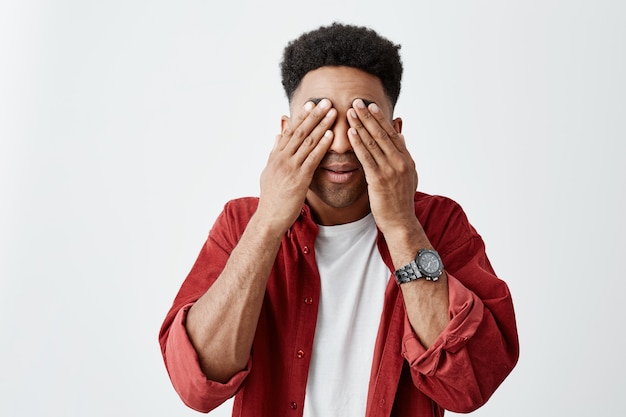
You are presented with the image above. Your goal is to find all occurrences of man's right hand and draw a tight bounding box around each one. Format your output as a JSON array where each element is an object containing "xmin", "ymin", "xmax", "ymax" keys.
[
  {"xmin": 184, "ymin": 99, "xmax": 337, "ymax": 383},
  {"xmin": 256, "ymin": 98, "xmax": 337, "ymax": 234}
]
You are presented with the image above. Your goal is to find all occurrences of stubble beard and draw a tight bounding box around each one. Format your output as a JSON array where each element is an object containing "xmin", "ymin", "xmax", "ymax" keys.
[{"xmin": 308, "ymin": 172, "xmax": 369, "ymax": 209}]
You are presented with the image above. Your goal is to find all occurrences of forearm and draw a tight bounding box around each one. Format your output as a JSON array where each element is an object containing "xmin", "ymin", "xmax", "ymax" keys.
[
  {"xmin": 399, "ymin": 273, "xmax": 449, "ymax": 347},
  {"xmin": 401, "ymin": 271, "xmax": 518, "ymax": 412},
  {"xmin": 384, "ymin": 196, "xmax": 518, "ymax": 411},
  {"xmin": 385, "ymin": 218, "xmax": 450, "ymax": 348},
  {"xmin": 184, "ymin": 99, "xmax": 335, "ymax": 383},
  {"xmin": 185, "ymin": 213, "xmax": 284, "ymax": 383}
]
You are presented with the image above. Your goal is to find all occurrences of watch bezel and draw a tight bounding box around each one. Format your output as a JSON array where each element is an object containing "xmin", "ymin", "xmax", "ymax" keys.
[
  {"xmin": 394, "ymin": 249, "xmax": 444, "ymax": 284},
  {"xmin": 416, "ymin": 249, "xmax": 443, "ymax": 280}
]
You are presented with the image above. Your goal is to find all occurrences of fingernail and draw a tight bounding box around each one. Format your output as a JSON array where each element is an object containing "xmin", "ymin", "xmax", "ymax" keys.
[
  {"xmin": 304, "ymin": 101, "xmax": 314, "ymax": 111},
  {"xmin": 354, "ymin": 99, "xmax": 365, "ymax": 109},
  {"xmin": 348, "ymin": 109, "xmax": 358, "ymax": 119},
  {"xmin": 370, "ymin": 103, "xmax": 379, "ymax": 113},
  {"xmin": 319, "ymin": 99, "xmax": 330, "ymax": 109}
]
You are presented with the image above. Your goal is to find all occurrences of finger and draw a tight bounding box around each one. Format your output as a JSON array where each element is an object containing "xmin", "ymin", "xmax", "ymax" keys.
[
  {"xmin": 350, "ymin": 99, "xmax": 403, "ymax": 156},
  {"xmin": 272, "ymin": 134, "xmax": 282, "ymax": 151},
  {"xmin": 275, "ymin": 101, "xmax": 314, "ymax": 151},
  {"xmin": 348, "ymin": 124, "xmax": 379, "ymax": 171},
  {"xmin": 292, "ymin": 107, "xmax": 337, "ymax": 165},
  {"xmin": 300, "ymin": 129, "xmax": 334, "ymax": 172},
  {"xmin": 347, "ymin": 106, "xmax": 385, "ymax": 163},
  {"xmin": 283, "ymin": 99, "xmax": 336, "ymax": 156},
  {"xmin": 368, "ymin": 102, "xmax": 409, "ymax": 153}
]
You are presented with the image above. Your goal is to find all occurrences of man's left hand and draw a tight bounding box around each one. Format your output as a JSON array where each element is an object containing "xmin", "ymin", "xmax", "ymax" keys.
[{"xmin": 347, "ymin": 99, "xmax": 419, "ymax": 241}]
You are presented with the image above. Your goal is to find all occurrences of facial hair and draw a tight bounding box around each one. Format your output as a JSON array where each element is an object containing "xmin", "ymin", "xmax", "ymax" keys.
[{"xmin": 308, "ymin": 152, "xmax": 369, "ymax": 209}]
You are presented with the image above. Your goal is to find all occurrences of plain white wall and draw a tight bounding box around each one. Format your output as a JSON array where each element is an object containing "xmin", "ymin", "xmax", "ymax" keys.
[{"xmin": 1, "ymin": 0, "xmax": 624, "ymax": 416}]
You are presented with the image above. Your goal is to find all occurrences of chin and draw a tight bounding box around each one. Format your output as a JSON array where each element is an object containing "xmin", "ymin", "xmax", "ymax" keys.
[{"xmin": 309, "ymin": 183, "xmax": 368, "ymax": 209}]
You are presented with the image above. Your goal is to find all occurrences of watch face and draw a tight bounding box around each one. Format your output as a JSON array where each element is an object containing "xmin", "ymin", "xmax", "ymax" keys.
[{"xmin": 418, "ymin": 251, "xmax": 441, "ymax": 274}]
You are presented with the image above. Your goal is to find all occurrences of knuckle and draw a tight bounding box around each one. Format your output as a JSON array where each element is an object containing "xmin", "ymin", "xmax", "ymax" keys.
[
  {"xmin": 374, "ymin": 126, "xmax": 389, "ymax": 140},
  {"xmin": 365, "ymin": 138, "xmax": 378, "ymax": 149},
  {"xmin": 295, "ymin": 114, "xmax": 307, "ymax": 126},
  {"xmin": 292, "ymin": 127, "xmax": 306, "ymax": 141},
  {"xmin": 311, "ymin": 107, "xmax": 327, "ymax": 119},
  {"xmin": 302, "ymin": 135, "xmax": 316, "ymax": 148},
  {"xmin": 309, "ymin": 108, "xmax": 321, "ymax": 119},
  {"xmin": 397, "ymin": 163, "xmax": 409, "ymax": 175},
  {"xmin": 380, "ymin": 164, "xmax": 395, "ymax": 177},
  {"xmin": 282, "ymin": 126, "xmax": 294, "ymax": 137},
  {"xmin": 360, "ymin": 152, "xmax": 375, "ymax": 165}
]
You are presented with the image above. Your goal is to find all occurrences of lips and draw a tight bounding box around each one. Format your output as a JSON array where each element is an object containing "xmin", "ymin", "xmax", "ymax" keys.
[
  {"xmin": 318, "ymin": 163, "xmax": 361, "ymax": 184},
  {"xmin": 319, "ymin": 155, "xmax": 361, "ymax": 172},
  {"xmin": 321, "ymin": 164, "xmax": 359, "ymax": 174}
]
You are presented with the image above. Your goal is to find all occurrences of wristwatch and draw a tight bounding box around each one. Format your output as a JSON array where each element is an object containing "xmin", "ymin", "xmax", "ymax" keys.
[{"xmin": 394, "ymin": 249, "xmax": 444, "ymax": 284}]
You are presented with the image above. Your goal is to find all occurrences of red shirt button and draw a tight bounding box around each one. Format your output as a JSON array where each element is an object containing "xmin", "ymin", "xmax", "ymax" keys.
[
  {"xmin": 290, "ymin": 401, "xmax": 298, "ymax": 409},
  {"xmin": 302, "ymin": 246, "xmax": 310, "ymax": 254},
  {"xmin": 296, "ymin": 349, "xmax": 305, "ymax": 359},
  {"xmin": 304, "ymin": 297, "xmax": 313, "ymax": 305}
]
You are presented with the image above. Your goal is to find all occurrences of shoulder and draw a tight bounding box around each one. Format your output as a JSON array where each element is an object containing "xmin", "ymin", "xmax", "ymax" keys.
[
  {"xmin": 414, "ymin": 191, "xmax": 467, "ymax": 221},
  {"xmin": 222, "ymin": 196, "xmax": 260, "ymax": 215},
  {"xmin": 209, "ymin": 197, "xmax": 259, "ymax": 243},
  {"xmin": 216, "ymin": 196, "xmax": 259, "ymax": 225},
  {"xmin": 413, "ymin": 191, "xmax": 480, "ymax": 256}
]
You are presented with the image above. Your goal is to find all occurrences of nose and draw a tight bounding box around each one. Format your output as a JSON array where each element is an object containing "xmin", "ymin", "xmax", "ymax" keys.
[{"xmin": 328, "ymin": 113, "xmax": 353, "ymax": 154}]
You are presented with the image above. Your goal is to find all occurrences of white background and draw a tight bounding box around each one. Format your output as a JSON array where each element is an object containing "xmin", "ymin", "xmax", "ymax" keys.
[{"xmin": 1, "ymin": 1, "xmax": 624, "ymax": 416}]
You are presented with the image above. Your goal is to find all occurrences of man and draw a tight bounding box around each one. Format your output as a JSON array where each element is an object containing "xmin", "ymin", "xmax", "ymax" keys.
[{"xmin": 159, "ymin": 23, "xmax": 519, "ymax": 417}]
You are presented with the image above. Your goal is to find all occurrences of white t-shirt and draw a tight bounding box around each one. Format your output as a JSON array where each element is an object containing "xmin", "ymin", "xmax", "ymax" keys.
[{"xmin": 304, "ymin": 213, "xmax": 390, "ymax": 417}]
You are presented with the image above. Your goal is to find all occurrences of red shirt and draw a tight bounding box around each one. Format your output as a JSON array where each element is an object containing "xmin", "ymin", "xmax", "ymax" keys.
[{"xmin": 159, "ymin": 192, "xmax": 519, "ymax": 416}]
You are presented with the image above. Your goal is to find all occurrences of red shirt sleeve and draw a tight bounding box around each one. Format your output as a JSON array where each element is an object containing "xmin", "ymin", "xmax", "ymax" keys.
[
  {"xmin": 398, "ymin": 195, "xmax": 519, "ymax": 412},
  {"xmin": 162, "ymin": 303, "xmax": 251, "ymax": 412},
  {"xmin": 158, "ymin": 199, "xmax": 259, "ymax": 412}
]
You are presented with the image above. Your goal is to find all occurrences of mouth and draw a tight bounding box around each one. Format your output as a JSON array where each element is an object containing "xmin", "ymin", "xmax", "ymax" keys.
[
  {"xmin": 322, "ymin": 168, "xmax": 357, "ymax": 174},
  {"xmin": 319, "ymin": 164, "xmax": 360, "ymax": 183},
  {"xmin": 321, "ymin": 163, "xmax": 360, "ymax": 173}
]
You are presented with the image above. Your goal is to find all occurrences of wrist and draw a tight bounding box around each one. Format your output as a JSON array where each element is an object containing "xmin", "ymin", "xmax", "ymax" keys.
[
  {"xmin": 382, "ymin": 218, "xmax": 432, "ymax": 269},
  {"xmin": 248, "ymin": 210, "xmax": 291, "ymax": 242},
  {"xmin": 394, "ymin": 248, "xmax": 444, "ymax": 284},
  {"xmin": 253, "ymin": 199, "xmax": 302, "ymax": 238}
]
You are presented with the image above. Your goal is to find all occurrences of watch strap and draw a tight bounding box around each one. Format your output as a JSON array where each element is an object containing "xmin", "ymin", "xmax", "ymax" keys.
[{"xmin": 394, "ymin": 259, "xmax": 424, "ymax": 284}]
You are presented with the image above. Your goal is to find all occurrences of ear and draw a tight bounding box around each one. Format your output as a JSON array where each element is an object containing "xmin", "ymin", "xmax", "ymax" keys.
[
  {"xmin": 392, "ymin": 117, "xmax": 403, "ymax": 133},
  {"xmin": 281, "ymin": 115, "xmax": 290, "ymax": 133}
]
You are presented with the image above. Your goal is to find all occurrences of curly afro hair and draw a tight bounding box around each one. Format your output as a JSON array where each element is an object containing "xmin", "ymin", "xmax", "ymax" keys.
[{"xmin": 280, "ymin": 22, "xmax": 403, "ymax": 108}]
